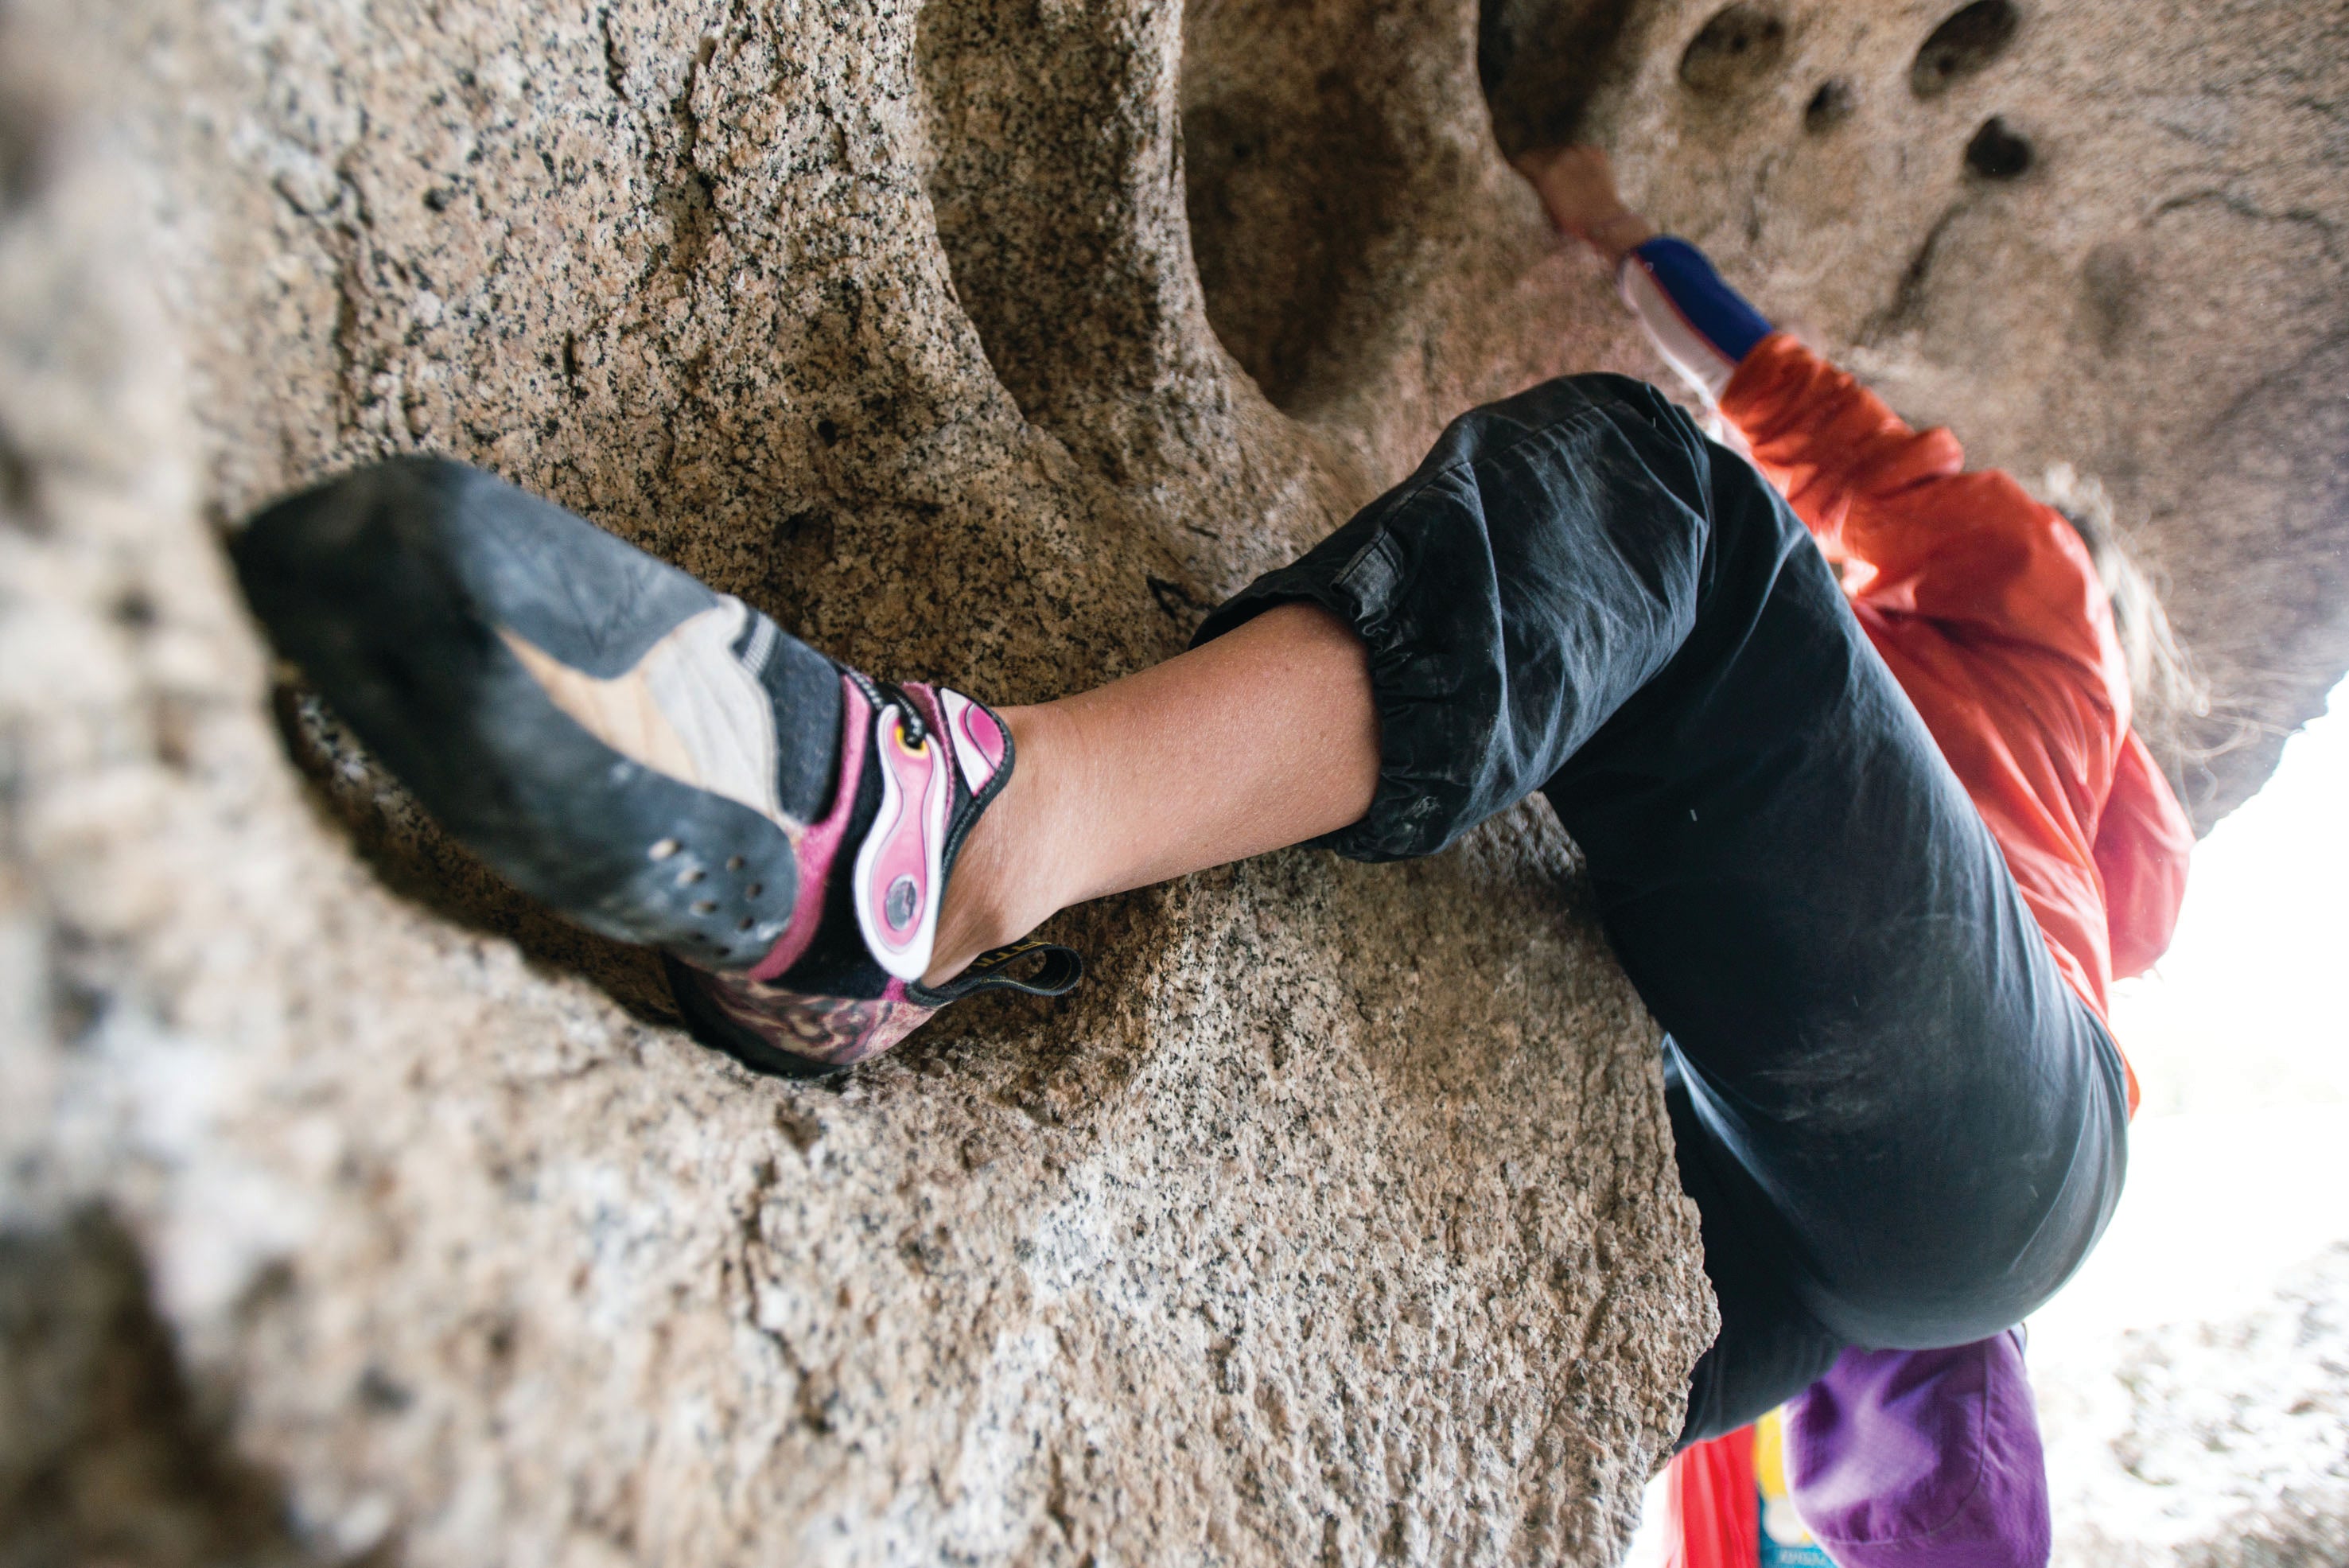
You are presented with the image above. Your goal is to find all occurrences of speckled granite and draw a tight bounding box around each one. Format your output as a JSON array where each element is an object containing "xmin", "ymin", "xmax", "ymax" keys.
[{"xmin": 0, "ymin": 0, "xmax": 1703, "ymax": 1562}]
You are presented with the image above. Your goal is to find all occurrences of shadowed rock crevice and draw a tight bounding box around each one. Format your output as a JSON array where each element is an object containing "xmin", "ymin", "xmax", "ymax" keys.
[
  {"xmin": 1179, "ymin": 0, "xmax": 1622, "ymax": 475},
  {"xmin": 916, "ymin": 0, "xmax": 1214, "ymax": 481},
  {"xmin": 1675, "ymin": 3, "xmax": 1788, "ymax": 97},
  {"xmin": 1180, "ymin": 47, "xmax": 1410, "ymax": 409},
  {"xmin": 0, "ymin": 1212, "xmax": 314, "ymax": 1568},
  {"xmin": 1911, "ymin": 0, "xmax": 2022, "ymax": 99},
  {"xmin": 1802, "ymin": 76, "xmax": 1855, "ymax": 134},
  {"xmin": 1477, "ymin": 0, "xmax": 1647, "ymax": 160}
]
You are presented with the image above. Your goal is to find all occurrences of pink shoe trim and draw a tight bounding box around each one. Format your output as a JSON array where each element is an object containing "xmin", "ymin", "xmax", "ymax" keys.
[
  {"xmin": 694, "ymin": 968, "xmax": 935, "ymax": 1069},
  {"xmin": 854, "ymin": 697, "xmax": 953, "ymax": 980},
  {"xmin": 745, "ymin": 675, "xmax": 870, "ymax": 983},
  {"xmin": 939, "ymin": 687, "xmax": 1007, "ymax": 796}
]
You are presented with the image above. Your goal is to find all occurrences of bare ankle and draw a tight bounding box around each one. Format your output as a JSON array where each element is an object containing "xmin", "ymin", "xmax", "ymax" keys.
[{"xmin": 922, "ymin": 706, "xmax": 1068, "ymax": 985}]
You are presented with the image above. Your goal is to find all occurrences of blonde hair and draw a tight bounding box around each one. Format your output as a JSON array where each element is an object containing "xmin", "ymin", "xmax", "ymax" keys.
[{"xmin": 2040, "ymin": 464, "xmax": 2210, "ymax": 763}]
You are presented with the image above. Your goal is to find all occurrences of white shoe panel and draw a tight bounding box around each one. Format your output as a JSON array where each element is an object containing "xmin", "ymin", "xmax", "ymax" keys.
[{"xmin": 499, "ymin": 596, "xmax": 790, "ymax": 831}]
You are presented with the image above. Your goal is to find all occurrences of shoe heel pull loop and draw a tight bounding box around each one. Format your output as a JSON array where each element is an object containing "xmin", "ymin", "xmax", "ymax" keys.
[{"xmin": 913, "ymin": 939, "xmax": 1085, "ymax": 1004}]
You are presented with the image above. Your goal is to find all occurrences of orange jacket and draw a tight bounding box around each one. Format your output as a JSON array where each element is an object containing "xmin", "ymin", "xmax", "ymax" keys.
[{"xmin": 1720, "ymin": 335, "xmax": 2193, "ymax": 1112}]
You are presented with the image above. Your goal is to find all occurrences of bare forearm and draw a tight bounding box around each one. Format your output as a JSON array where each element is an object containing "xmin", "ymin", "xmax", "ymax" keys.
[
  {"xmin": 1513, "ymin": 145, "xmax": 1655, "ymax": 267},
  {"xmin": 1511, "ymin": 144, "xmax": 1774, "ymax": 403}
]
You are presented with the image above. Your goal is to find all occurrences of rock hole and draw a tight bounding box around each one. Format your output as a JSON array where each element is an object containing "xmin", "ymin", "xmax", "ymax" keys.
[
  {"xmin": 918, "ymin": 0, "xmax": 1197, "ymax": 440},
  {"xmin": 356, "ymin": 1365, "xmax": 414, "ymax": 1414},
  {"xmin": 1804, "ymin": 79, "xmax": 1855, "ymax": 134},
  {"xmin": 111, "ymin": 589, "xmax": 159, "ymax": 629},
  {"xmin": 1678, "ymin": 4, "xmax": 1788, "ymax": 97},
  {"xmin": 1964, "ymin": 116, "xmax": 2032, "ymax": 180},
  {"xmin": 691, "ymin": 899, "xmax": 718, "ymax": 916},
  {"xmin": 1911, "ymin": 0, "xmax": 2020, "ymax": 99},
  {"xmin": 736, "ymin": 916, "xmax": 755, "ymax": 932},
  {"xmin": 677, "ymin": 866, "xmax": 705, "ymax": 886},
  {"xmin": 725, "ymin": 854, "xmax": 745, "ymax": 870},
  {"xmin": 745, "ymin": 882, "xmax": 764, "ymax": 899},
  {"xmin": 1180, "ymin": 75, "xmax": 1400, "ymax": 411},
  {"xmin": 1478, "ymin": 0, "xmax": 1643, "ymax": 159},
  {"xmin": 1176, "ymin": 0, "xmax": 1453, "ymax": 414}
]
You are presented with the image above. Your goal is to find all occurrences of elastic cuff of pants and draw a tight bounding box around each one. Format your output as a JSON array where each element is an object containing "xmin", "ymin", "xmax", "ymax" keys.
[{"xmin": 1191, "ymin": 536, "xmax": 1458, "ymax": 864}]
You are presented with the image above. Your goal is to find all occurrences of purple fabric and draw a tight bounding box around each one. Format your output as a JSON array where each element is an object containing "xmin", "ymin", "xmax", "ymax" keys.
[{"xmin": 1784, "ymin": 1331, "xmax": 2051, "ymax": 1568}]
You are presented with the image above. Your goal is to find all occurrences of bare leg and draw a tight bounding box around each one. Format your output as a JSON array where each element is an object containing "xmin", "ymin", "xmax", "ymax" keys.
[
  {"xmin": 928, "ymin": 146, "xmax": 1647, "ymax": 982},
  {"xmin": 925, "ymin": 602, "xmax": 1379, "ymax": 982}
]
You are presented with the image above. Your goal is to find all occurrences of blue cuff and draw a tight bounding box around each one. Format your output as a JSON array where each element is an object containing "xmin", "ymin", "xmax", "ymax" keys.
[{"xmin": 1631, "ymin": 237, "xmax": 1774, "ymax": 366}]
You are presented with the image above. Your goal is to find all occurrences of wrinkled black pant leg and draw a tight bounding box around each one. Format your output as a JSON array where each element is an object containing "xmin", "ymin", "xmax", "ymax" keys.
[{"xmin": 1196, "ymin": 373, "xmax": 2129, "ymax": 1445}]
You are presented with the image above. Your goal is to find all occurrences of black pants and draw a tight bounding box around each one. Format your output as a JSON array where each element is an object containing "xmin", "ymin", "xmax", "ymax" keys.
[{"xmin": 1196, "ymin": 374, "xmax": 2129, "ymax": 1444}]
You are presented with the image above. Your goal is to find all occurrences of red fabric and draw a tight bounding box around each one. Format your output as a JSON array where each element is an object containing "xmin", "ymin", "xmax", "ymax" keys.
[
  {"xmin": 1668, "ymin": 1428, "xmax": 1762, "ymax": 1568},
  {"xmin": 2096, "ymin": 731, "xmax": 2194, "ymax": 981},
  {"xmin": 1721, "ymin": 334, "xmax": 2193, "ymax": 1115}
]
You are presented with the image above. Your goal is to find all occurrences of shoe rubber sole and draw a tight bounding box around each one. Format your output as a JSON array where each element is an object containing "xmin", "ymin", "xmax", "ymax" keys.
[{"xmin": 231, "ymin": 457, "xmax": 837, "ymax": 971}]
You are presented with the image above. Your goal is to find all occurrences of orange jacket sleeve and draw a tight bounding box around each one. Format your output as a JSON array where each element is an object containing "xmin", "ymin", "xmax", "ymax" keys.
[{"xmin": 1719, "ymin": 334, "xmax": 2170, "ymax": 1036}]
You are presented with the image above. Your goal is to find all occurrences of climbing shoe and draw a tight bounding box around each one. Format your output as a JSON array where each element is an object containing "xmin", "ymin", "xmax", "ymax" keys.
[{"xmin": 231, "ymin": 456, "xmax": 1080, "ymax": 1076}]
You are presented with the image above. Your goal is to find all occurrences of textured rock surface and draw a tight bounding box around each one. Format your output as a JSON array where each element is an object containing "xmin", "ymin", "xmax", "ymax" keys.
[
  {"xmin": 0, "ymin": 0, "xmax": 1705, "ymax": 1563},
  {"xmin": 4, "ymin": 1, "xmax": 2347, "ymax": 1566}
]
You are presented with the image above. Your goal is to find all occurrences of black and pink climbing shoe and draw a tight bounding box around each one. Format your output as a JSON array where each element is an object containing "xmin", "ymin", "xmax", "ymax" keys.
[{"xmin": 231, "ymin": 456, "xmax": 1080, "ymax": 1078}]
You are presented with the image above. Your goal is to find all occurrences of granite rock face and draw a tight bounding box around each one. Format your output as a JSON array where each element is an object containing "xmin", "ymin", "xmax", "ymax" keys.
[
  {"xmin": 2, "ymin": 1, "xmax": 2344, "ymax": 1566},
  {"xmin": 0, "ymin": 0, "xmax": 1705, "ymax": 1563}
]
